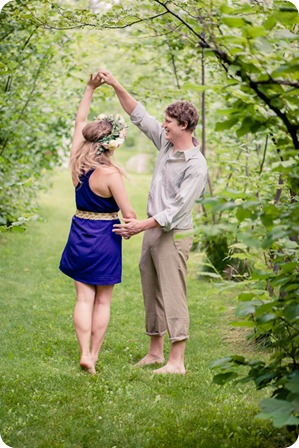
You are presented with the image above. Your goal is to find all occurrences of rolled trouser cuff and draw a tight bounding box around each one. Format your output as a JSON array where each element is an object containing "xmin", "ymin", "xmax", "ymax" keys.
[
  {"xmin": 145, "ymin": 330, "xmax": 168, "ymax": 337},
  {"xmin": 169, "ymin": 335, "xmax": 189, "ymax": 343}
]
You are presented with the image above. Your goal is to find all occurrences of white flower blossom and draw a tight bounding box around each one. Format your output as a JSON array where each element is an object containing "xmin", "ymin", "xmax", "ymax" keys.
[{"xmin": 95, "ymin": 113, "xmax": 127, "ymax": 152}]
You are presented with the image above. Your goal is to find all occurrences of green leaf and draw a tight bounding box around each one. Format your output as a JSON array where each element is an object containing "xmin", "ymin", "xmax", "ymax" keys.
[
  {"xmin": 10, "ymin": 225, "xmax": 27, "ymax": 233},
  {"xmin": 283, "ymin": 283, "xmax": 299, "ymax": 292},
  {"xmin": 236, "ymin": 301, "xmax": 257, "ymax": 317},
  {"xmin": 209, "ymin": 356, "xmax": 233, "ymax": 369},
  {"xmin": 258, "ymin": 397, "xmax": 299, "ymax": 428},
  {"xmin": 182, "ymin": 82, "xmax": 213, "ymax": 92},
  {"xmin": 285, "ymin": 372, "xmax": 299, "ymax": 393},
  {"xmin": 229, "ymin": 243, "xmax": 248, "ymax": 251},
  {"xmin": 213, "ymin": 372, "xmax": 239, "ymax": 385},
  {"xmin": 273, "ymin": 64, "xmax": 299, "ymax": 76},
  {"xmin": 220, "ymin": 5, "xmax": 235, "ymax": 14},
  {"xmin": 253, "ymin": 37, "xmax": 273, "ymax": 54},
  {"xmin": 283, "ymin": 303, "xmax": 299, "ymax": 322},
  {"xmin": 256, "ymin": 313, "xmax": 276, "ymax": 324},
  {"xmin": 237, "ymin": 116, "xmax": 263, "ymax": 137},
  {"xmin": 230, "ymin": 320, "xmax": 256, "ymax": 328},
  {"xmin": 215, "ymin": 117, "xmax": 239, "ymax": 131},
  {"xmin": 227, "ymin": 64, "xmax": 241, "ymax": 76},
  {"xmin": 222, "ymin": 17, "xmax": 247, "ymax": 28},
  {"xmin": 237, "ymin": 233, "xmax": 262, "ymax": 249},
  {"xmin": 230, "ymin": 355, "xmax": 246, "ymax": 365},
  {"xmin": 255, "ymin": 372, "xmax": 276, "ymax": 386},
  {"xmin": 236, "ymin": 207, "xmax": 254, "ymax": 222},
  {"xmin": 230, "ymin": 253, "xmax": 248, "ymax": 260},
  {"xmin": 244, "ymin": 25, "xmax": 267, "ymax": 38},
  {"xmin": 274, "ymin": 9, "xmax": 299, "ymax": 26},
  {"xmin": 255, "ymin": 302, "xmax": 277, "ymax": 316},
  {"xmin": 238, "ymin": 292, "xmax": 255, "ymax": 302},
  {"xmin": 263, "ymin": 15, "xmax": 277, "ymax": 30}
]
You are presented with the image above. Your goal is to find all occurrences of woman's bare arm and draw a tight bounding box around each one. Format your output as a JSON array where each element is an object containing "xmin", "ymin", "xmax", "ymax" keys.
[
  {"xmin": 71, "ymin": 74, "xmax": 105, "ymax": 155},
  {"xmin": 107, "ymin": 172, "xmax": 136, "ymax": 220}
]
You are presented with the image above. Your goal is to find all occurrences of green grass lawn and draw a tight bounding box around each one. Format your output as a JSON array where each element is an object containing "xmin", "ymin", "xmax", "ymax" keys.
[{"xmin": 0, "ymin": 168, "xmax": 295, "ymax": 448}]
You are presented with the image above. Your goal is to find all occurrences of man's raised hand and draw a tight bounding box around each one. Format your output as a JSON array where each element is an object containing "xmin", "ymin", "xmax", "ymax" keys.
[{"xmin": 97, "ymin": 68, "xmax": 117, "ymax": 87}]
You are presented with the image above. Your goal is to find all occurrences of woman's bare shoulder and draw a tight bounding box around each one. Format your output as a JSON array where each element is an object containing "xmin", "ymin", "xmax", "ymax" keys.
[{"xmin": 94, "ymin": 166, "xmax": 120, "ymax": 177}]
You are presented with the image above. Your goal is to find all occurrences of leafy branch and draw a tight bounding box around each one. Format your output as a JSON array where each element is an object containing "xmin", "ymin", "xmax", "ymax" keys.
[
  {"xmin": 112, "ymin": 1, "xmax": 299, "ymax": 149},
  {"xmin": 1, "ymin": 54, "xmax": 52, "ymax": 156}
]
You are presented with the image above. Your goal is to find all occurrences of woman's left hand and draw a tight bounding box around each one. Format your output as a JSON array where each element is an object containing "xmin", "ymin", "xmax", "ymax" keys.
[{"xmin": 87, "ymin": 73, "xmax": 105, "ymax": 90}]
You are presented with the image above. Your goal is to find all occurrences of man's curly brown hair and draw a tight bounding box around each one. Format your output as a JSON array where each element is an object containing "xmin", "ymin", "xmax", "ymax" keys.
[{"xmin": 165, "ymin": 100, "xmax": 199, "ymax": 133}]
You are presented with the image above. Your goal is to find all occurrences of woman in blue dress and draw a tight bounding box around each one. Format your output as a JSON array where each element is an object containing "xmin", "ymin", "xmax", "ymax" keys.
[{"xmin": 60, "ymin": 72, "xmax": 136, "ymax": 374}]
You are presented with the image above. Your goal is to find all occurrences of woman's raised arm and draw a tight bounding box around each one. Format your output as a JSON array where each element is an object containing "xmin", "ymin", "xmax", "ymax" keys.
[{"xmin": 71, "ymin": 73, "xmax": 105, "ymax": 155}]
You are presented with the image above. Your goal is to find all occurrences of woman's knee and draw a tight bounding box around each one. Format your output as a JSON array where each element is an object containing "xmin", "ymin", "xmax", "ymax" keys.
[
  {"xmin": 95, "ymin": 285, "xmax": 114, "ymax": 305},
  {"xmin": 75, "ymin": 282, "xmax": 96, "ymax": 303}
]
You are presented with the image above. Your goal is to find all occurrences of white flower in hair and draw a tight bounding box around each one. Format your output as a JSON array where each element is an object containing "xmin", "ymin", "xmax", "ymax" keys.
[
  {"xmin": 109, "ymin": 141, "xmax": 118, "ymax": 150},
  {"xmin": 95, "ymin": 113, "xmax": 127, "ymax": 154}
]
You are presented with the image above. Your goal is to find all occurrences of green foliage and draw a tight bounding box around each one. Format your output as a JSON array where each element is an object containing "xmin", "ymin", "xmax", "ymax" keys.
[
  {"xmin": 202, "ymin": 234, "xmax": 230, "ymax": 274},
  {"xmin": 0, "ymin": 0, "xmax": 79, "ymax": 227},
  {"xmin": 208, "ymin": 194, "xmax": 299, "ymax": 428}
]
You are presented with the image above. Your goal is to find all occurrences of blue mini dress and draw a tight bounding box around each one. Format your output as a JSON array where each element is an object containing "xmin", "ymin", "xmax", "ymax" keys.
[{"xmin": 59, "ymin": 170, "xmax": 122, "ymax": 285}]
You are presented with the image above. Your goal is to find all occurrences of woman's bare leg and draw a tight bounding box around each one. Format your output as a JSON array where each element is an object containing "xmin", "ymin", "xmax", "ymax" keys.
[
  {"xmin": 74, "ymin": 281, "xmax": 96, "ymax": 374},
  {"xmin": 90, "ymin": 284, "xmax": 114, "ymax": 365}
]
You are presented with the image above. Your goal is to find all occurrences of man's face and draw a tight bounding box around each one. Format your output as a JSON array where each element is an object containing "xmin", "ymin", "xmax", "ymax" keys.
[{"xmin": 162, "ymin": 114, "xmax": 184, "ymax": 142}]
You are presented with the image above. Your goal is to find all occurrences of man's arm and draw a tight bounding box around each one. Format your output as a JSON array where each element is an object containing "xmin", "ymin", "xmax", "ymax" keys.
[
  {"xmin": 98, "ymin": 68, "xmax": 137, "ymax": 116},
  {"xmin": 99, "ymin": 68, "xmax": 166, "ymax": 151}
]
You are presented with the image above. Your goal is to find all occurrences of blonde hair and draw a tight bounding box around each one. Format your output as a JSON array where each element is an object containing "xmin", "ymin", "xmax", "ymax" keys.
[{"xmin": 70, "ymin": 119, "xmax": 125, "ymax": 185}]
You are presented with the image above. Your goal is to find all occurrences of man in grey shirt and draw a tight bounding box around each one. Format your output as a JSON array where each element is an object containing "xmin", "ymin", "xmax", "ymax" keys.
[{"xmin": 99, "ymin": 68, "xmax": 207, "ymax": 374}]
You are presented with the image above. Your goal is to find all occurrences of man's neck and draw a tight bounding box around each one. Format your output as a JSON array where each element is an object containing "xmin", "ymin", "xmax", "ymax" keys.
[{"xmin": 173, "ymin": 135, "xmax": 194, "ymax": 153}]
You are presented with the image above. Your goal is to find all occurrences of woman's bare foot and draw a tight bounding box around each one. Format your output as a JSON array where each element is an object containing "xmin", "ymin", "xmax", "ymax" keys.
[
  {"xmin": 91, "ymin": 354, "xmax": 98, "ymax": 366},
  {"xmin": 135, "ymin": 354, "xmax": 165, "ymax": 367},
  {"xmin": 80, "ymin": 355, "xmax": 96, "ymax": 375},
  {"xmin": 153, "ymin": 363, "xmax": 186, "ymax": 374}
]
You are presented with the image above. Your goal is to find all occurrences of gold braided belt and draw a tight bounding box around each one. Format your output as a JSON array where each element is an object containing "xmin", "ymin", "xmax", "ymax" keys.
[{"xmin": 75, "ymin": 209, "xmax": 119, "ymax": 221}]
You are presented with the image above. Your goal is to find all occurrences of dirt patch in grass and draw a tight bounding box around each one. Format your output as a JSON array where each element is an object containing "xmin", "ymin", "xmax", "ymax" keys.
[{"xmin": 221, "ymin": 310, "xmax": 270, "ymax": 358}]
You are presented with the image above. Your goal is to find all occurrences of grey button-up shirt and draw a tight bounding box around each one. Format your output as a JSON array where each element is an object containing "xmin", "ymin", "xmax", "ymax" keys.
[{"xmin": 130, "ymin": 103, "xmax": 208, "ymax": 231}]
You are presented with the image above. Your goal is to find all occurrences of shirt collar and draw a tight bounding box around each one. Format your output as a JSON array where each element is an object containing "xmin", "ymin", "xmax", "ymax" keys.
[{"xmin": 174, "ymin": 145, "xmax": 200, "ymax": 161}]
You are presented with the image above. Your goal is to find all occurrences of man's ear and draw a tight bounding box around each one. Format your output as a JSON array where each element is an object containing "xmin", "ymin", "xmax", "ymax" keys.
[{"xmin": 181, "ymin": 122, "xmax": 188, "ymax": 130}]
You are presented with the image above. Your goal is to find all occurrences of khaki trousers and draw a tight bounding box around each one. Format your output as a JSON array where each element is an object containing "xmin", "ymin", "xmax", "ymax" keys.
[{"xmin": 139, "ymin": 228, "xmax": 193, "ymax": 343}]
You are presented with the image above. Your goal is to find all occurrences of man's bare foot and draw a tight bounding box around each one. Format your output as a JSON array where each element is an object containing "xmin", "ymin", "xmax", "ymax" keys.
[
  {"xmin": 153, "ymin": 363, "xmax": 186, "ymax": 374},
  {"xmin": 80, "ymin": 355, "xmax": 96, "ymax": 375},
  {"xmin": 135, "ymin": 354, "xmax": 165, "ymax": 367}
]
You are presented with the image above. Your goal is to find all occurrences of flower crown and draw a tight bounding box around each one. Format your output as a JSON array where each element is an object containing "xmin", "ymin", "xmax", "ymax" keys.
[{"xmin": 95, "ymin": 113, "xmax": 127, "ymax": 154}]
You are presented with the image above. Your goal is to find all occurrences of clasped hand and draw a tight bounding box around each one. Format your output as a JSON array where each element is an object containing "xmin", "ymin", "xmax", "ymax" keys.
[
  {"xmin": 87, "ymin": 68, "xmax": 116, "ymax": 90},
  {"xmin": 113, "ymin": 218, "xmax": 143, "ymax": 239},
  {"xmin": 87, "ymin": 73, "xmax": 105, "ymax": 89}
]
